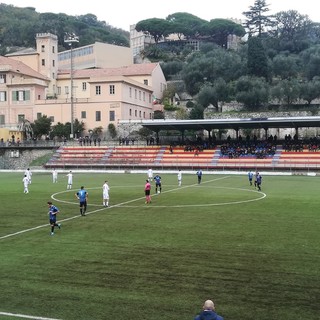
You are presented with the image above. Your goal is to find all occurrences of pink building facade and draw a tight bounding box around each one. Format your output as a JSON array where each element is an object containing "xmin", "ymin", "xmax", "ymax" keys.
[{"xmin": 0, "ymin": 33, "xmax": 167, "ymax": 139}]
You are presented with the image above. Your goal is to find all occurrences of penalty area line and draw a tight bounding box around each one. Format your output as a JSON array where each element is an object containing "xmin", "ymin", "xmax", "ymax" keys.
[{"xmin": 0, "ymin": 311, "xmax": 62, "ymax": 320}]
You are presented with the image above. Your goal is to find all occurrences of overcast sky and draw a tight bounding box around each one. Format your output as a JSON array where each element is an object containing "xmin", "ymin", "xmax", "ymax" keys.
[{"xmin": 1, "ymin": 0, "xmax": 319, "ymax": 31}]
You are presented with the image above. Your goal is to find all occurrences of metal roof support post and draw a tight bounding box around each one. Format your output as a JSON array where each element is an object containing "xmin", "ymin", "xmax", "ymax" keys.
[
  {"xmin": 235, "ymin": 128, "xmax": 239, "ymax": 140},
  {"xmin": 295, "ymin": 127, "xmax": 299, "ymax": 138},
  {"xmin": 180, "ymin": 129, "xmax": 185, "ymax": 144}
]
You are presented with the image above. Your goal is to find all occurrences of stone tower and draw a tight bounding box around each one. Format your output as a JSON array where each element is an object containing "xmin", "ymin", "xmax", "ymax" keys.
[{"xmin": 36, "ymin": 33, "xmax": 58, "ymax": 98}]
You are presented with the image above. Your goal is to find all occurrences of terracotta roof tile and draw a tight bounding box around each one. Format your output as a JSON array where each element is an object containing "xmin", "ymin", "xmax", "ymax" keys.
[
  {"xmin": 0, "ymin": 56, "xmax": 49, "ymax": 80},
  {"xmin": 58, "ymin": 62, "xmax": 159, "ymax": 78}
]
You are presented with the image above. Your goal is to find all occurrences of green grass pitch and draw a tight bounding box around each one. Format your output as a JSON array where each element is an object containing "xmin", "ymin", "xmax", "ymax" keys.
[{"xmin": 0, "ymin": 171, "xmax": 319, "ymax": 320}]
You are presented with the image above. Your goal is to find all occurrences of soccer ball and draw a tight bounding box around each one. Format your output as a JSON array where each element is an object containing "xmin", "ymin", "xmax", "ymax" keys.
[{"xmin": 157, "ymin": 191, "xmax": 160, "ymax": 194}]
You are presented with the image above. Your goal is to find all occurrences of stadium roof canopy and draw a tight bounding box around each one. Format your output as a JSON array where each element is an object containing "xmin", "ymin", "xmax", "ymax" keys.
[{"xmin": 120, "ymin": 116, "xmax": 320, "ymax": 132}]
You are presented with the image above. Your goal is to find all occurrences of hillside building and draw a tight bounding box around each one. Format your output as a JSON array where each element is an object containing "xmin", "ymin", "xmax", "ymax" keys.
[
  {"xmin": 0, "ymin": 33, "xmax": 166, "ymax": 139},
  {"xmin": 129, "ymin": 17, "xmax": 243, "ymax": 59}
]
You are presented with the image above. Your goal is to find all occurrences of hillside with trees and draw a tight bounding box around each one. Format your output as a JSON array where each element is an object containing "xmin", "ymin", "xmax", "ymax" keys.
[
  {"xmin": 135, "ymin": 1, "xmax": 320, "ymax": 118},
  {"xmin": 0, "ymin": 3, "xmax": 129, "ymax": 55},
  {"xmin": 2, "ymin": 0, "xmax": 320, "ymax": 125}
]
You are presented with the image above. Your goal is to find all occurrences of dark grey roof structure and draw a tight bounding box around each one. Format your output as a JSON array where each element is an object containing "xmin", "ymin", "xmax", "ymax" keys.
[{"xmin": 120, "ymin": 116, "xmax": 320, "ymax": 132}]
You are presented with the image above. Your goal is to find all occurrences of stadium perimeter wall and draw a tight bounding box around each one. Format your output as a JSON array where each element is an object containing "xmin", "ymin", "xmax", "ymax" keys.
[
  {"xmin": 0, "ymin": 147, "xmax": 55, "ymax": 170},
  {"xmin": 0, "ymin": 168, "xmax": 317, "ymax": 179}
]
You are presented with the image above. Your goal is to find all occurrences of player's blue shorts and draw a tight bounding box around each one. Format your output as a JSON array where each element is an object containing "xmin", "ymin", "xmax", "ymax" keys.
[{"xmin": 79, "ymin": 200, "xmax": 87, "ymax": 207}]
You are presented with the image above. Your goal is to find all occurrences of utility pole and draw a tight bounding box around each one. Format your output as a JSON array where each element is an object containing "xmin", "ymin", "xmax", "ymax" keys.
[{"xmin": 64, "ymin": 33, "xmax": 79, "ymax": 139}]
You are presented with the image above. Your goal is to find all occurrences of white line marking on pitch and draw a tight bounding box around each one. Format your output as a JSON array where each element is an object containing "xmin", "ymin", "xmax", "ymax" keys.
[
  {"xmin": 0, "ymin": 311, "xmax": 62, "ymax": 320},
  {"xmin": 0, "ymin": 176, "xmax": 265, "ymax": 241}
]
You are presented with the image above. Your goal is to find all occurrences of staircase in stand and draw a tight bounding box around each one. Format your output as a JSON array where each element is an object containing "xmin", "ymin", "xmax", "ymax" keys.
[
  {"xmin": 211, "ymin": 147, "xmax": 221, "ymax": 166},
  {"xmin": 154, "ymin": 146, "xmax": 167, "ymax": 164},
  {"xmin": 271, "ymin": 145, "xmax": 282, "ymax": 166}
]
